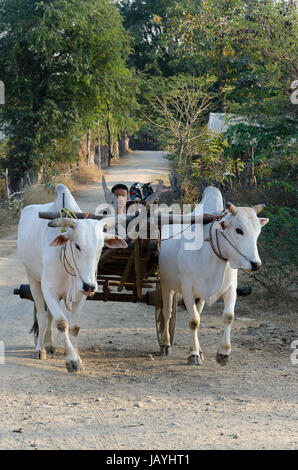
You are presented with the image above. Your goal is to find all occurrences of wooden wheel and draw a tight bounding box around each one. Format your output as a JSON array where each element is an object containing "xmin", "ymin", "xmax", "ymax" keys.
[{"xmin": 155, "ymin": 283, "xmax": 177, "ymax": 350}]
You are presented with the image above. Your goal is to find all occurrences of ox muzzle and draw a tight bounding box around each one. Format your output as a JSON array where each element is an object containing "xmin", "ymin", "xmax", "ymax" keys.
[
  {"xmin": 250, "ymin": 261, "xmax": 262, "ymax": 272},
  {"xmin": 81, "ymin": 282, "xmax": 96, "ymax": 296}
]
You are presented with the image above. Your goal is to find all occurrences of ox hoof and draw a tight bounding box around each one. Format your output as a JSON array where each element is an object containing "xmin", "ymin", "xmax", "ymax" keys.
[
  {"xmin": 45, "ymin": 345, "xmax": 55, "ymax": 356},
  {"xmin": 216, "ymin": 352, "xmax": 230, "ymax": 366},
  {"xmin": 188, "ymin": 351, "xmax": 204, "ymax": 366},
  {"xmin": 65, "ymin": 359, "xmax": 82, "ymax": 373},
  {"xmin": 34, "ymin": 349, "xmax": 46, "ymax": 360},
  {"xmin": 160, "ymin": 345, "xmax": 172, "ymax": 356}
]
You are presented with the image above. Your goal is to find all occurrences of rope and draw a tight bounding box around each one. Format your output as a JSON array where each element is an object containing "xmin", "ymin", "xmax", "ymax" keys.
[
  {"xmin": 219, "ymin": 231, "xmax": 252, "ymax": 264},
  {"xmin": 58, "ymin": 207, "xmax": 98, "ymax": 286},
  {"xmin": 208, "ymin": 209, "xmax": 252, "ymax": 265},
  {"xmin": 208, "ymin": 222, "xmax": 228, "ymax": 262},
  {"xmin": 58, "ymin": 208, "xmax": 80, "ymax": 278},
  {"xmin": 160, "ymin": 223, "xmax": 193, "ymax": 242},
  {"xmin": 160, "ymin": 210, "xmax": 229, "ymax": 243}
]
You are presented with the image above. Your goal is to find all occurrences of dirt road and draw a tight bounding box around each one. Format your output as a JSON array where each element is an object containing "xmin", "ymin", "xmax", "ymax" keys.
[{"xmin": 0, "ymin": 150, "xmax": 297, "ymax": 450}]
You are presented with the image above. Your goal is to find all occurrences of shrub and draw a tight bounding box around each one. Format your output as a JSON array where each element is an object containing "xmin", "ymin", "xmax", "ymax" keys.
[
  {"xmin": 180, "ymin": 179, "xmax": 200, "ymax": 208},
  {"xmin": 0, "ymin": 206, "xmax": 14, "ymax": 236},
  {"xmin": 251, "ymin": 205, "xmax": 298, "ymax": 293}
]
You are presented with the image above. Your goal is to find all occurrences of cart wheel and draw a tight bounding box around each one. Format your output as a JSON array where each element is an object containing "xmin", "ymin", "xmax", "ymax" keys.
[
  {"xmin": 155, "ymin": 283, "xmax": 177, "ymax": 355},
  {"xmin": 32, "ymin": 303, "xmax": 39, "ymax": 346}
]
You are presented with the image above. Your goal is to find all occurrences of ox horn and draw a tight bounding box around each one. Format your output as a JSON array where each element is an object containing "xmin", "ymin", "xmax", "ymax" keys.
[
  {"xmin": 48, "ymin": 218, "xmax": 77, "ymax": 229},
  {"xmin": 226, "ymin": 201, "xmax": 238, "ymax": 216},
  {"xmin": 252, "ymin": 204, "xmax": 265, "ymax": 214},
  {"xmin": 102, "ymin": 175, "xmax": 118, "ymax": 207},
  {"xmin": 145, "ymin": 180, "xmax": 163, "ymax": 203}
]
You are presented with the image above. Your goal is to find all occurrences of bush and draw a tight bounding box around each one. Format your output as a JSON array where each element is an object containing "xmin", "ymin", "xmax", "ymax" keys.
[
  {"xmin": 224, "ymin": 181, "xmax": 297, "ymax": 210},
  {"xmin": 0, "ymin": 206, "xmax": 14, "ymax": 236},
  {"xmin": 180, "ymin": 179, "xmax": 200, "ymax": 207},
  {"xmin": 251, "ymin": 206, "xmax": 298, "ymax": 293}
]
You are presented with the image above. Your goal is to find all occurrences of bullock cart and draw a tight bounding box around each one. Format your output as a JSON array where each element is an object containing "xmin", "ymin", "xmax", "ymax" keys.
[{"xmin": 14, "ymin": 207, "xmax": 216, "ymax": 353}]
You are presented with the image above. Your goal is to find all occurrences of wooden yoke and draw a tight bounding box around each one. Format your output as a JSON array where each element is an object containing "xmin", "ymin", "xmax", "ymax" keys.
[{"xmin": 39, "ymin": 211, "xmax": 218, "ymax": 226}]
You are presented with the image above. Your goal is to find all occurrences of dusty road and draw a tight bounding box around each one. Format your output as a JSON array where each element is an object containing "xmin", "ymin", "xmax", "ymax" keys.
[{"xmin": 0, "ymin": 150, "xmax": 297, "ymax": 450}]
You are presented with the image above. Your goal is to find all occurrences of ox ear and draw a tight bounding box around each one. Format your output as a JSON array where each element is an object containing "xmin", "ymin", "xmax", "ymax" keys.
[
  {"xmin": 259, "ymin": 218, "xmax": 269, "ymax": 227},
  {"xmin": 213, "ymin": 218, "xmax": 229, "ymax": 231},
  {"xmin": 104, "ymin": 232, "xmax": 128, "ymax": 249},
  {"xmin": 49, "ymin": 231, "xmax": 72, "ymax": 247}
]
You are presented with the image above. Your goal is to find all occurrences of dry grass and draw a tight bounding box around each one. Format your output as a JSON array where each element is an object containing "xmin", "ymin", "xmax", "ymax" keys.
[
  {"xmin": 152, "ymin": 173, "xmax": 170, "ymax": 186},
  {"xmin": 41, "ymin": 163, "xmax": 102, "ymax": 193},
  {"xmin": 0, "ymin": 185, "xmax": 55, "ymax": 237},
  {"xmin": 52, "ymin": 174, "xmax": 77, "ymax": 192},
  {"xmin": 73, "ymin": 164, "xmax": 102, "ymax": 184},
  {"xmin": 0, "ymin": 164, "xmax": 101, "ymax": 238},
  {"xmin": 23, "ymin": 185, "xmax": 55, "ymax": 206}
]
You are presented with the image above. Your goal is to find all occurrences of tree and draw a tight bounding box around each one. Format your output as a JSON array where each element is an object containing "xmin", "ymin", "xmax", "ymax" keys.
[
  {"xmin": 158, "ymin": 0, "xmax": 297, "ymax": 175},
  {"xmin": 121, "ymin": 0, "xmax": 297, "ymax": 185},
  {"xmin": 224, "ymin": 0, "xmax": 298, "ymax": 181},
  {"xmin": 0, "ymin": 0, "xmax": 132, "ymax": 186},
  {"xmin": 119, "ymin": 0, "xmax": 174, "ymax": 76},
  {"xmin": 143, "ymin": 74, "xmax": 233, "ymax": 187}
]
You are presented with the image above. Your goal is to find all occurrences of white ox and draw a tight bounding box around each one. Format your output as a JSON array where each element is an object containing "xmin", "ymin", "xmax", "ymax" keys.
[
  {"xmin": 18, "ymin": 184, "xmax": 127, "ymax": 372},
  {"xmin": 159, "ymin": 186, "xmax": 269, "ymax": 365}
]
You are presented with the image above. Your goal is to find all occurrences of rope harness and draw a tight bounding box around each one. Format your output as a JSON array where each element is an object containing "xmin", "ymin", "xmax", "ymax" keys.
[
  {"xmin": 58, "ymin": 208, "xmax": 96, "ymax": 285},
  {"xmin": 208, "ymin": 209, "xmax": 252, "ymax": 265},
  {"xmin": 58, "ymin": 205, "xmax": 250, "ymax": 281},
  {"xmin": 160, "ymin": 222, "xmax": 193, "ymax": 242}
]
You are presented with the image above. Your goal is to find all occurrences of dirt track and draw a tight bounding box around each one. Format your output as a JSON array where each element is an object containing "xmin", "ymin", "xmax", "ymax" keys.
[{"xmin": 0, "ymin": 150, "xmax": 297, "ymax": 450}]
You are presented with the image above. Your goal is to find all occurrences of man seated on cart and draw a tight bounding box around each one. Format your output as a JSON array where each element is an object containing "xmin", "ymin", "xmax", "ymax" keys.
[
  {"xmin": 111, "ymin": 183, "xmax": 142, "ymax": 215},
  {"xmin": 111, "ymin": 183, "xmax": 129, "ymax": 214},
  {"xmin": 102, "ymin": 175, "xmax": 163, "ymax": 215}
]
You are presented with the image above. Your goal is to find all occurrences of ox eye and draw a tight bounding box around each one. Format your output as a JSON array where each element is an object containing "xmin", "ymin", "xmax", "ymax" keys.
[
  {"xmin": 236, "ymin": 228, "xmax": 243, "ymax": 235},
  {"xmin": 75, "ymin": 243, "xmax": 81, "ymax": 251}
]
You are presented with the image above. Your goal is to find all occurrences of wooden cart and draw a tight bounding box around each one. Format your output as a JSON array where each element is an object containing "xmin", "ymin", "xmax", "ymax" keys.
[{"xmin": 14, "ymin": 207, "xmax": 216, "ymax": 353}]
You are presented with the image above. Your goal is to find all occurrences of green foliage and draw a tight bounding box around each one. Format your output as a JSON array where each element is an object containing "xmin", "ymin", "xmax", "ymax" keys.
[
  {"xmin": 119, "ymin": 0, "xmax": 174, "ymax": 75},
  {"xmin": 191, "ymin": 129, "xmax": 233, "ymax": 184},
  {"xmin": 141, "ymin": 73, "xmax": 234, "ymax": 185},
  {"xmin": 253, "ymin": 206, "xmax": 298, "ymax": 292},
  {"xmin": 0, "ymin": 0, "xmax": 133, "ymax": 185},
  {"xmin": 120, "ymin": 0, "xmax": 298, "ymax": 295},
  {"xmin": 122, "ymin": 0, "xmax": 297, "ymax": 182}
]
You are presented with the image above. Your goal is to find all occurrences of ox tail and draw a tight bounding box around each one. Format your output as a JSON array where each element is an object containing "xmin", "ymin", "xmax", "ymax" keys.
[{"xmin": 29, "ymin": 307, "xmax": 39, "ymax": 338}]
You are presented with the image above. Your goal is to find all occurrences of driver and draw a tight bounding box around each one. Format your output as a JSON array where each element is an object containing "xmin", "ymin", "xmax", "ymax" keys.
[{"xmin": 111, "ymin": 183, "xmax": 129, "ymax": 214}]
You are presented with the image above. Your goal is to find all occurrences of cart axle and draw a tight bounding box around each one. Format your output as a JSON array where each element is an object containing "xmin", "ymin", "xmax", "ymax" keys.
[{"xmin": 13, "ymin": 284, "xmax": 158, "ymax": 306}]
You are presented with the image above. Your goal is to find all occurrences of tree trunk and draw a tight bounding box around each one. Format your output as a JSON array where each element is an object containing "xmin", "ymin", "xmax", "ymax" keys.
[
  {"xmin": 4, "ymin": 168, "xmax": 10, "ymax": 202},
  {"xmin": 106, "ymin": 102, "xmax": 112, "ymax": 166},
  {"xmin": 86, "ymin": 129, "xmax": 91, "ymax": 165},
  {"xmin": 218, "ymin": 18, "xmax": 226, "ymax": 112},
  {"xmin": 251, "ymin": 147, "xmax": 256, "ymax": 185},
  {"xmin": 96, "ymin": 118, "xmax": 101, "ymax": 169},
  {"xmin": 123, "ymin": 131, "xmax": 130, "ymax": 152},
  {"xmin": 235, "ymin": 160, "xmax": 240, "ymax": 184}
]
